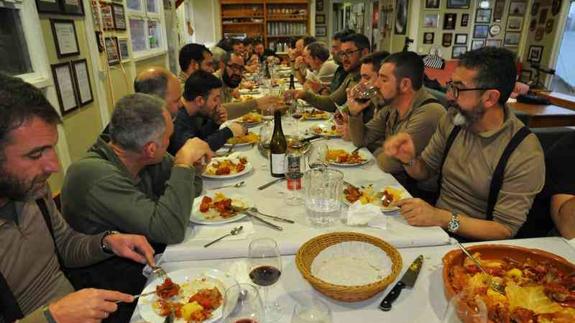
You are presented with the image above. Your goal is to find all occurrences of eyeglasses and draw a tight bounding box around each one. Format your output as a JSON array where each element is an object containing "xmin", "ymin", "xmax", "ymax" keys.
[
  {"xmin": 227, "ymin": 64, "xmax": 245, "ymax": 73},
  {"xmin": 338, "ymin": 49, "xmax": 362, "ymax": 59},
  {"xmin": 446, "ymin": 81, "xmax": 496, "ymax": 99}
]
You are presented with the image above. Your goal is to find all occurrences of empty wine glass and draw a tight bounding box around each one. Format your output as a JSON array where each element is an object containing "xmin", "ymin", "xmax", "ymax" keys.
[
  {"xmin": 223, "ymin": 283, "xmax": 264, "ymax": 323},
  {"xmin": 248, "ymin": 238, "xmax": 282, "ymax": 322},
  {"xmin": 291, "ymin": 296, "xmax": 332, "ymax": 323},
  {"xmin": 307, "ymin": 142, "xmax": 328, "ymax": 170}
]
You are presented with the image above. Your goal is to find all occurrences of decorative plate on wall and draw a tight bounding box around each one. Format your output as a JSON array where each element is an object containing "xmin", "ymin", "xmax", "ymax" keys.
[{"xmin": 489, "ymin": 24, "xmax": 501, "ymax": 36}]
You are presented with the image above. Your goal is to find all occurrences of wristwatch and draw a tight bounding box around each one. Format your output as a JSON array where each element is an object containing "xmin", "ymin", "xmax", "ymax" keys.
[
  {"xmin": 42, "ymin": 305, "xmax": 57, "ymax": 323},
  {"xmin": 101, "ymin": 230, "xmax": 120, "ymax": 254},
  {"xmin": 402, "ymin": 158, "xmax": 417, "ymax": 168},
  {"xmin": 447, "ymin": 210, "xmax": 460, "ymax": 233}
]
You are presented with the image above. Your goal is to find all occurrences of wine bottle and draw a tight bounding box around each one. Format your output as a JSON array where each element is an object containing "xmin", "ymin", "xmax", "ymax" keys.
[
  {"xmin": 269, "ymin": 110, "xmax": 287, "ymax": 178},
  {"xmin": 264, "ymin": 61, "xmax": 271, "ymax": 79},
  {"xmin": 289, "ymin": 74, "xmax": 295, "ymax": 90}
]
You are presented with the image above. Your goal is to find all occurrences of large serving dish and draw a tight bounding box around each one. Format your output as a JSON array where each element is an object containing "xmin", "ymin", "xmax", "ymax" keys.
[{"xmin": 442, "ymin": 244, "xmax": 575, "ymax": 323}]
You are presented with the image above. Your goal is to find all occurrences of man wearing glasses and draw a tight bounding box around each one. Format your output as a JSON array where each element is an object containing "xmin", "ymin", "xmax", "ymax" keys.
[
  {"xmin": 384, "ymin": 47, "xmax": 544, "ymax": 241},
  {"xmin": 286, "ymin": 33, "xmax": 369, "ymax": 114}
]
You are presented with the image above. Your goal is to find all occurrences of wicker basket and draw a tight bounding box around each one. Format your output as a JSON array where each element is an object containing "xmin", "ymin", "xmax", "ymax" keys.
[{"xmin": 295, "ymin": 232, "xmax": 403, "ymax": 302}]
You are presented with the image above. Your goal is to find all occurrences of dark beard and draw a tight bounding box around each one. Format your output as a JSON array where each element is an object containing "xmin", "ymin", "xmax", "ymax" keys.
[
  {"xmin": 0, "ymin": 168, "xmax": 47, "ymax": 201},
  {"xmin": 448, "ymin": 101, "xmax": 485, "ymax": 127},
  {"xmin": 223, "ymin": 71, "xmax": 241, "ymax": 88}
]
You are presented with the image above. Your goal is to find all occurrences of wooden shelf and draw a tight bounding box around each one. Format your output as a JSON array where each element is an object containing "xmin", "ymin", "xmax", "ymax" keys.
[
  {"xmin": 222, "ymin": 15, "xmax": 264, "ymax": 19},
  {"xmin": 267, "ymin": 17, "xmax": 307, "ymax": 21},
  {"xmin": 267, "ymin": 35, "xmax": 304, "ymax": 38},
  {"xmin": 222, "ymin": 22, "xmax": 264, "ymax": 25}
]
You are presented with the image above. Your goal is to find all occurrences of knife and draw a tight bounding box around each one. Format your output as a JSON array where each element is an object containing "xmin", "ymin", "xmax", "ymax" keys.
[
  {"xmin": 379, "ymin": 255, "xmax": 424, "ymax": 311},
  {"xmin": 246, "ymin": 210, "xmax": 283, "ymax": 231},
  {"xmin": 257, "ymin": 177, "xmax": 286, "ymax": 190},
  {"xmin": 300, "ymin": 134, "xmax": 322, "ymax": 143}
]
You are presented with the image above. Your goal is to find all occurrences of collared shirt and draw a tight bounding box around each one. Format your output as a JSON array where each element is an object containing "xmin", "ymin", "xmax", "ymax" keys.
[
  {"xmin": 301, "ymin": 68, "xmax": 361, "ymax": 112},
  {"xmin": 330, "ymin": 64, "xmax": 348, "ymax": 93},
  {"xmin": 421, "ymin": 107, "xmax": 545, "ymax": 236},
  {"xmin": 215, "ymin": 70, "xmax": 259, "ymax": 119}
]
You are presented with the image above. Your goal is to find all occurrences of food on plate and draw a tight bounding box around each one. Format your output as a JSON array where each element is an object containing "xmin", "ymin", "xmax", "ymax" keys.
[
  {"xmin": 152, "ymin": 277, "xmax": 223, "ymax": 322},
  {"xmin": 156, "ymin": 278, "xmax": 181, "ymax": 299},
  {"xmin": 239, "ymin": 112, "xmax": 263, "ymax": 124},
  {"xmin": 447, "ymin": 252, "xmax": 575, "ymax": 322},
  {"xmin": 302, "ymin": 109, "xmax": 330, "ymax": 120},
  {"xmin": 380, "ymin": 188, "xmax": 403, "ymax": 207},
  {"xmin": 226, "ymin": 132, "xmax": 259, "ymax": 145},
  {"xmin": 343, "ymin": 185, "xmax": 403, "ymax": 207},
  {"xmin": 326, "ymin": 149, "xmax": 366, "ymax": 164},
  {"xmin": 204, "ymin": 157, "xmax": 248, "ymax": 176},
  {"xmin": 310, "ymin": 124, "xmax": 340, "ymax": 136},
  {"xmin": 199, "ymin": 192, "xmax": 246, "ymax": 219}
]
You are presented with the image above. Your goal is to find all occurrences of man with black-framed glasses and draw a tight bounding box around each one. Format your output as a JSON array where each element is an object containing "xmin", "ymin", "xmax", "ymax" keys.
[{"xmin": 384, "ymin": 47, "xmax": 545, "ymax": 241}]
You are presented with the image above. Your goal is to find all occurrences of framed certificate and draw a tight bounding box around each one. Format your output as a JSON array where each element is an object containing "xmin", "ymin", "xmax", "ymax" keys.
[
  {"xmin": 112, "ymin": 4, "xmax": 127, "ymax": 30},
  {"xmin": 50, "ymin": 19, "xmax": 80, "ymax": 58},
  {"xmin": 71, "ymin": 59, "xmax": 94, "ymax": 106},
  {"xmin": 51, "ymin": 62, "xmax": 79, "ymax": 114}
]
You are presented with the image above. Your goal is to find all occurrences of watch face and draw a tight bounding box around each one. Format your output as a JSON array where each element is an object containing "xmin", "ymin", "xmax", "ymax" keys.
[{"xmin": 489, "ymin": 24, "xmax": 501, "ymax": 36}]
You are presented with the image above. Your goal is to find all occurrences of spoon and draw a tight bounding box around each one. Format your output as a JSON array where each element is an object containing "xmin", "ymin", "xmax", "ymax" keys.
[
  {"xmin": 203, "ymin": 226, "xmax": 244, "ymax": 248},
  {"xmin": 211, "ymin": 181, "xmax": 245, "ymax": 190}
]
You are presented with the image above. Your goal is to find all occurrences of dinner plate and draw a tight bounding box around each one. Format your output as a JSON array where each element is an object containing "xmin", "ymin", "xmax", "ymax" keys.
[
  {"xmin": 342, "ymin": 185, "xmax": 406, "ymax": 212},
  {"xmin": 202, "ymin": 158, "xmax": 253, "ymax": 179},
  {"xmin": 137, "ymin": 268, "xmax": 238, "ymax": 323},
  {"xmin": 190, "ymin": 194, "xmax": 253, "ymax": 225},
  {"xmin": 306, "ymin": 122, "xmax": 341, "ymax": 137},
  {"xmin": 328, "ymin": 152, "xmax": 371, "ymax": 167},
  {"xmin": 236, "ymin": 113, "xmax": 263, "ymax": 128},
  {"xmin": 223, "ymin": 132, "xmax": 259, "ymax": 147},
  {"xmin": 302, "ymin": 110, "xmax": 330, "ymax": 121}
]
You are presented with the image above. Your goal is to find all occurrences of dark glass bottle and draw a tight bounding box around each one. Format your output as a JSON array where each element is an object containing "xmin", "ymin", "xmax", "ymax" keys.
[
  {"xmin": 289, "ymin": 74, "xmax": 295, "ymax": 89},
  {"xmin": 269, "ymin": 110, "xmax": 287, "ymax": 177}
]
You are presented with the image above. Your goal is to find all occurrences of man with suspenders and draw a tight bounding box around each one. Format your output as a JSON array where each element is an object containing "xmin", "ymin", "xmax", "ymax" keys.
[{"xmin": 384, "ymin": 47, "xmax": 545, "ymax": 241}]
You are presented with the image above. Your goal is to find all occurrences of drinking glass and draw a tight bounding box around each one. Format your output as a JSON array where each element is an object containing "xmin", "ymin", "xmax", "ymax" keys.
[
  {"xmin": 248, "ymin": 238, "xmax": 282, "ymax": 322},
  {"xmin": 350, "ymin": 82, "xmax": 379, "ymax": 104},
  {"xmin": 303, "ymin": 168, "xmax": 343, "ymax": 227},
  {"xmin": 223, "ymin": 283, "xmax": 264, "ymax": 323},
  {"xmin": 258, "ymin": 121, "xmax": 273, "ymax": 169},
  {"xmin": 306, "ymin": 142, "xmax": 328, "ymax": 170},
  {"xmin": 291, "ymin": 296, "xmax": 332, "ymax": 323}
]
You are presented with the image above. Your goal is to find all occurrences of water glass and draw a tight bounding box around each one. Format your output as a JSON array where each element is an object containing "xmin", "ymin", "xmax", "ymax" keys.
[
  {"xmin": 223, "ymin": 284, "xmax": 264, "ymax": 323},
  {"xmin": 303, "ymin": 168, "xmax": 343, "ymax": 226},
  {"xmin": 291, "ymin": 297, "xmax": 332, "ymax": 323}
]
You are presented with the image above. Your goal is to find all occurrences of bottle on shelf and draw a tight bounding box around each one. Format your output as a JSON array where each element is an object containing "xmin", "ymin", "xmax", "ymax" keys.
[{"xmin": 269, "ymin": 110, "xmax": 287, "ymax": 178}]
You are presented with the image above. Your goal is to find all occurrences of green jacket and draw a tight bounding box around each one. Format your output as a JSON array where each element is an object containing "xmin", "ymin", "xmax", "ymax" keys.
[
  {"xmin": 300, "ymin": 68, "xmax": 361, "ymax": 112},
  {"xmin": 61, "ymin": 137, "xmax": 202, "ymax": 244}
]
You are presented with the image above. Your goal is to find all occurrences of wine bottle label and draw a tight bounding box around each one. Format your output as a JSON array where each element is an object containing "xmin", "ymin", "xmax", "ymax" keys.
[{"xmin": 270, "ymin": 153, "xmax": 285, "ymax": 174}]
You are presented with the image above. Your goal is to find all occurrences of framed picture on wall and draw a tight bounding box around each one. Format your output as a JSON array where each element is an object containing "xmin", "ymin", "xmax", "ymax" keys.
[
  {"xmin": 520, "ymin": 69, "xmax": 532, "ymax": 83},
  {"xmin": 443, "ymin": 13, "xmax": 457, "ymax": 30},
  {"xmin": 36, "ymin": 0, "xmax": 62, "ymax": 14},
  {"xmin": 454, "ymin": 33, "xmax": 467, "ymax": 44},
  {"xmin": 395, "ymin": 0, "xmax": 408, "ymax": 35},
  {"xmin": 316, "ymin": 14, "xmax": 325, "ymax": 24},
  {"xmin": 471, "ymin": 39, "xmax": 485, "ymax": 50},
  {"xmin": 61, "ymin": 0, "xmax": 85, "ymax": 16},
  {"xmin": 118, "ymin": 38, "xmax": 130, "ymax": 61},
  {"xmin": 316, "ymin": 0, "xmax": 323, "ymax": 12},
  {"xmin": 423, "ymin": 32, "xmax": 435, "ymax": 44},
  {"xmin": 493, "ymin": 0, "xmax": 506, "ymax": 22},
  {"xmin": 447, "ymin": 0, "xmax": 470, "ymax": 9},
  {"xmin": 504, "ymin": 32, "xmax": 521, "ymax": 46},
  {"xmin": 51, "ymin": 62, "xmax": 79, "ymax": 115},
  {"xmin": 50, "ymin": 19, "xmax": 80, "ymax": 58},
  {"xmin": 425, "ymin": 0, "xmax": 440, "ymax": 9},
  {"xmin": 112, "ymin": 4, "xmax": 127, "ymax": 30},
  {"xmin": 485, "ymin": 39, "xmax": 502, "ymax": 47},
  {"xmin": 316, "ymin": 26, "xmax": 327, "ymax": 37},
  {"xmin": 528, "ymin": 45, "xmax": 544, "ymax": 63},
  {"xmin": 506, "ymin": 16, "xmax": 523, "ymax": 31},
  {"xmin": 509, "ymin": 1, "xmax": 527, "ymax": 16},
  {"xmin": 105, "ymin": 37, "xmax": 121, "ymax": 65},
  {"xmin": 71, "ymin": 59, "xmax": 93, "ymax": 106},
  {"xmin": 452, "ymin": 46, "xmax": 467, "ymax": 58},
  {"xmin": 475, "ymin": 9, "xmax": 492, "ymax": 23},
  {"xmin": 101, "ymin": 3, "xmax": 115, "ymax": 30},
  {"xmin": 423, "ymin": 13, "xmax": 439, "ymax": 28},
  {"xmin": 442, "ymin": 33, "xmax": 453, "ymax": 47},
  {"xmin": 473, "ymin": 24, "xmax": 489, "ymax": 38},
  {"xmin": 461, "ymin": 13, "xmax": 469, "ymax": 27}
]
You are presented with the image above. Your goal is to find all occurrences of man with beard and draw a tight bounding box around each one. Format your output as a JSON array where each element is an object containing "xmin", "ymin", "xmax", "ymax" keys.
[
  {"xmin": 348, "ymin": 51, "xmax": 445, "ymax": 175},
  {"xmin": 0, "ymin": 74, "xmax": 156, "ymax": 322},
  {"xmin": 296, "ymin": 42, "xmax": 338, "ymax": 95},
  {"xmin": 134, "ymin": 67, "xmax": 182, "ymax": 117},
  {"xmin": 384, "ymin": 47, "xmax": 545, "ymax": 241},
  {"xmin": 178, "ymin": 43, "xmax": 215, "ymax": 86},
  {"xmin": 169, "ymin": 70, "xmax": 246, "ymax": 154},
  {"xmin": 217, "ymin": 52, "xmax": 282, "ymax": 119},
  {"xmin": 329, "ymin": 29, "xmax": 355, "ymax": 93}
]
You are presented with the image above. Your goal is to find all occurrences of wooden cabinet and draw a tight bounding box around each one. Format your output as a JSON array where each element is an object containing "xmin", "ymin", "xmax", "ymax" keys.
[{"xmin": 220, "ymin": 0, "xmax": 309, "ymax": 53}]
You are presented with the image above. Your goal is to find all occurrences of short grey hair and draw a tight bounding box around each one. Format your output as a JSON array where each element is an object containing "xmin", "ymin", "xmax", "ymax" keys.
[
  {"xmin": 109, "ymin": 93, "xmax": 166, "ymax": 152},
  {"xmin": 305, "ymin": 42, "xmax": 330, "ymax": 62},
  {"xmin": 133, "ymin": 73, "xmax": 168, "ymax": 99}
]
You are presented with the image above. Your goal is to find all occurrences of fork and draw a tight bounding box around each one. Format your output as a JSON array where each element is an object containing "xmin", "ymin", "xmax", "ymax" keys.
[{"xmin": 454, "ymin": 241, "xmax": 505, "ymax": 295}]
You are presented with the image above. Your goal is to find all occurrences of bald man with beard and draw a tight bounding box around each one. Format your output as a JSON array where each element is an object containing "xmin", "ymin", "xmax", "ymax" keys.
[{"xmin": 134, "ymin": 67, "xmax": 182, "ymax": 118}]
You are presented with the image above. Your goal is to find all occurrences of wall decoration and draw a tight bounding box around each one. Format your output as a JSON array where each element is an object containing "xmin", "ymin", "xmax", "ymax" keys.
[
  {"xmin": 535, "ymin": 27, "xmax": 544, "ymax": 41},
  {"xmin": 101, "ymin": 3, "xmax": 115, "ymax": 30},
  {"xmin": 493, "ymin": 0, "xmax": 506, "ymax": 22},
  {"xmin": 447, "ymin": 0, "xmax": 470, "ymax": 9},
  {"xmin": 485, "ymin": 39, "xmax": 502, "ymax": 47},
  {"xmin": 395, "ymin": 0, "xmax": 408, "ymax": 35},
  {"xmin": 316, "ymin": 14, "xmax": 325, "ymax": 24},
  {"xmin": 118, "ymin": 38, "xmax": 130, "ymax": 61},
  {"xmin": 424, "ymin": 13, "xmax": 439, "ymax": 28},
  {"xmin": 546, "ymin": 19, "xmax": 554, "ymax": 33},
  {"xmin": 51, "ymin": 62, "xmax": 78, "ymax": 115},
  {"xmin": 489, "ymin": 24, "xmax": 501, "ymax": 36},
  {"xmin": 423, "ymin": 32, "xmax": 435, "ymax": 44},
  {"xmin": 36, "ymin": 0, "xmax": 62, "ymax": 14},
  {"xmin": 461, "ymin": 13, "xmax": 469, "ymax": 27},
  {"xmin": 442, "ymin": 33, "xmax": 453, "ymax": 47},
  {"xmin": 61, "ymin": 0, "xmax": 84, "ymax": 16},
  {"xmin": 425, "ymin": 0, "xmax": 440, "ymax": 9},
  {"xmin": 112, "ymin": 4, "xmax": 126, "ymax": 30},
  {"xmin": 105, "ymin": 37, "xmax": 120, "ymax": 65},
  {"xmin": 50, "ymin": 19, "xmax": 80, "ymax": 58},
  {"xmin": 509, "ymin": 2, "xmax": 527, "ymax": 16},
  {"xmin": 443, "ymin": 13, "xmax": 456, "ymax": 30},
  {"xmin": 455, "ymin": 33, "xmax": 468, "ymax": 44},
  {"xmin": 471, "ymin": 39, "xmax": 485, "ymax": 50},
  {"xmin": 95, "ymin": 31, "xmax": 104, "ymax": 52},
  {"xmin": 316, "ymin": 0, "xmax": 323, "ymax": 11},
  {"xmin": 528, "ymin": 45, "xmax": 543, "ymax": 63},
  {"xmin": 552, "ymin": 0, "xmax": 562, "ymax": 16},
  {"xmin": 520, "ymin": 69, "xmax": 532, "ymax": 83},
  {"xmin": 531, "ymin": 2, "xmax": 540, "ymax": 16},
  {"xmin": 504, "ymin": 32, "xmax": 521, "ymax": 46},
  {"xmin": 452, "ymin": 46, "xmax": 467, "ymax": 58},
  {"xmin": 71, "ymin": 59, "xmax": 93, "ymax": 106},
  {"xmin": 473, "ymin": 24, "xmax": 489, "ymax": 38},
  {"xmin": 530, "ymin": 19, "xmax": 537, "ymax": 31},
  {"xmin": 507, "ymin": 16, "xmax": 523, "ymax": 31},
  {"xmin": 475, "ymin": 9, "xmax": 492, "ymax": 23},
  {"xmin": 538, "ymin": 8, "xmax": 548, "ymax": 24},
  {"xmin": 316, "ymin": 26, "xmax": 327, "ymax": 37}
]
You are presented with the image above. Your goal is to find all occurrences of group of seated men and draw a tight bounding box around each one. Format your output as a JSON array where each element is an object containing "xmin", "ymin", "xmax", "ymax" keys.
[{"xmin": 1, "ymin": 31, "xmax": 574, "ymax": 323}]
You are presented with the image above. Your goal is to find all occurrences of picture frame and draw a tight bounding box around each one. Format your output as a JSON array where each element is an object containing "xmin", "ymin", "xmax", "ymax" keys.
[
  {"xmin": 531, "ymin": 2, "xmax": 540, "ymax": 16},
  {"xmin": 395, "ymin": 0, "xmax": 409, "ymax": 35},
  {"xmin": 539, "ymin": 8, "xmax": 548, "ymax": 24},
  {"xmin": 504, "ymin": 32, "xmax": 521, "ymax": 46},
  {"xmin": 118, "ymin": 38, "xmax": 130, "ymax": 61},
  {"xmin": 442, "ymin": 33, "xmax": 453, "ymax": 47},
  {"xmin": 454, "ymin": 33, "xmax": 467, "ymax": 45},
  {"xmin": 528, "ymin": 45, "xmax": 543, "ymax": 63},
  {"xmin": 100, "ymin": 3, "xmax": 115, "ymax": 30},
  {"xmin": 485, "ymin": 39, "xmax": 502, "ymax": 47},
  {"xmin": 443, "ymin": 13, "xmax": 457, "ymax": 30},
  {"xmin": 112, "ymin": 4, "xmax": 127, "ymax": 30},
  {"xmin": 105, "ymin": 37, "xmax": 121, "ymax": 65},
  {"xmin": 461, "ymin": 13, "xmax": 469, "ymax": 27},
  {"xmin": 95, "ymin": 31, "xmax": 105, "ymax": 53},
  {"xmin": 452, "ymin": 46, "xmax": 467, "ymax": 58},
  {"xmin": 61, "ymin": 0, "xmax": 85, "ymax": 16},
  {"xmin": 447, "ymin": 0, "xmax": 470, "ymax": 9},
  {"xmin": 473, "ymin": 24, "xmax": 489, "ymax": 39},
  {"xmin": 71, "ymin": 59, "xmax": 94, "ymax": 106},
  {"xmin": 316, "ymin": 14, "xmax": 325, "ymax": 25},
  {"xmin": 520, "ymin": 69, "xmax": 532, "ymax": 83},
  {"xmin": 425, "ymin": 0, "xmax": 440, "ymax": 9},
  {"xmin": 50, "ymin": 19, "xmax": 80, "ymax": 58},
  {"xmin": 423, "ymin": 13, "xmax": 439, "ymax": 28},
  {"xmin": 471, "ymin": 39, "xmax": 485, "ymax": 50},
  {"xmin": 509, "ymin": 1, "xmax": 527, "ymax": 16},
  {"xmin": 316, "ymin": 0, "xmax": 323, "ymax": 12},
  {"xmin": 316, "ymin": 26, "xmax": 327, "ymax": 37},
  {"xmin": 552, "ymin": 0, "xmax": 562, "ymax": 16},
  {"xmin": 51, "ymin": 62, "xmax": 79, "ymax": 115},
  {"xmin": 36, "ymin": 0, "xmax": 62, "ymax": 14},
  {"xmin": 493, "ymin": 0, "xmax": 506, "ymax": 22},
  {"xmin": 507, "ymin": 16, "xmax": 523, "ymax": 31},
  {"xmin": 423, "ymin": 32, "xmax": 435, "ymax": 44},
  {"xmin": 475, "ymin": 9, "xmax": 492, "ymax": 23}
]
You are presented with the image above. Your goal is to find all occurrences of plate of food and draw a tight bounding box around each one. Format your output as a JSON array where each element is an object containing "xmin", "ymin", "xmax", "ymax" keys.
[
  {"xmin": 442, "ymin": 244, "xmax": 575, "ymax": 323},
  {"xmin": 190, "ymin": 192, "xmax": 252, "ymax": 224},
  {"xmin": 237, "ymin": 112, "xmax": 263, "ymax": 127},
  {"xmin": 224, "ymin": 132, "xmax": 260, "ymax": 147},
  {"xmin": 137, "ymin": 267, "xmax": 238, "ymax": 323},
  {"xmin": 302, "ymin": 109, "xmax": 330, "ymax": 121},
  {"xmin": 343, "ymin": 184, "xmax": 406, "ymax": 211},
  {"xmin": 202, "ymin": 154, "xmax": 252, "ymax": 179},
  {"xmin": 307, "ymin": 122, "xmax": 341, "ymax": 137},
  {"xmin": 326, "ymin": 149, "xmax": 370, "ymax": 166}
]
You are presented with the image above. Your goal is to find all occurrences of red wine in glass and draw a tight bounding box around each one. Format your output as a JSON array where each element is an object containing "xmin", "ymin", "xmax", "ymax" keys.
[
  {"xmin": 292, "ymin": 113, "xmax": 303, "ymax": 120},
  {"xmin": 354, "ymin": 97, "xmax": 371, "ymax": 104},
  {"xmin": 235, "ymin": 319, "xmax": 258, "ymax": 323},
  {"xmin": 249, "ymin": 265, "xmax": 281, "ymax": 287}
]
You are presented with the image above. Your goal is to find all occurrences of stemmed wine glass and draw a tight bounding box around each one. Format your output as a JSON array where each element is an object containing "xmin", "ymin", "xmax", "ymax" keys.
[
  {"xmin": 258, "ymin": 121, "xmax": 273, "ymax": 169},
  {"xmin": 290, "ymin": 100, "xmax": 304, "ymax": 140},
  {"xmin": 248, "ymin": 238, "xmax": 282, "ymax": 322},
  {"xmin": 223, "ymin": 283, "xmax": 264, "ymax": 323},
  {"xmin": 307, "ymin": 142, "xmax": 328, "ymax": 170},
  {"xmin": 350, "ymin": 82, "xmax": 379, "ymax": 104}
]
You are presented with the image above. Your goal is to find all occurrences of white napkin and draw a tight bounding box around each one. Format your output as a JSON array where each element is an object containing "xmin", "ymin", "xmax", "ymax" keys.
[
  {"xmin": 346, "ymin": 201, "xmax": 382, "ymax": 226},
  {"xmin": 568, "ymin": 238, "xmax": 575, "ymax": 250},
  {"xmin": 191, "ymin": 221, "xmax": 254, "ymax": 241}
]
